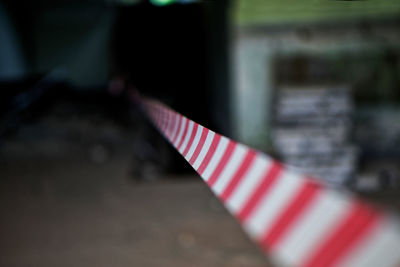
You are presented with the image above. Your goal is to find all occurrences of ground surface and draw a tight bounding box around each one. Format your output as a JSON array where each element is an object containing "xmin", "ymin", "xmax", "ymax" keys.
[
  {"xmin": 0, "ymin": 154, "xmax": 272, "ymax": 267},
  {"xmin": 3, "ymin": 95, "xmax": 398, "ymax": 267},
  {"xmin": 0, "ymin": 94, "xmax": 271, "ymax": 267}
]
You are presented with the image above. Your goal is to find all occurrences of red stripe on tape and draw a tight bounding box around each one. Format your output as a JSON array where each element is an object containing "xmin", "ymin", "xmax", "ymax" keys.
[
  {"xmin": 260, "ymin": 180, "xmax": 322, "ymax": 251},
  {"xmin": 197, "ymin": 133, "xmax": 221, "ymax": 175},
  {"xmin": 221, "ymin": 150, "xmax": 257, "ymax": 202},
  {"xmin": 206, "ymin": 141, "xmax": 236, "ymax": 187},
  {"xmin": 183, "ymin": 123, "xmax": 198, "ymax": 157},
  {"xmin": 189, "ymin": 127, "xmax": 209, "ymax": 165},
  {"xmin": 176, "ymin": 118, "xmax": 189, "ymax": 150},
  {"xmin": 171, "ymin": 115, "xmax": 183, "ymax": 145},
  {"xmin": 166, "ymin": 111, "xmax": 174, "ymax": 138},
  {"xmin": 301, "ymin": 202, "xmax": 382, "ymax": 267},
  {"xmin": 237, "ymin": 162, "xmax": 282, "ymax": 222},
  {"xmin": 169, "ymin": 112, "xmax": 179, "ymax": 142},
  {"xmin": 164, "ymin": 110, "xmax": 171, "ymax": 133}
]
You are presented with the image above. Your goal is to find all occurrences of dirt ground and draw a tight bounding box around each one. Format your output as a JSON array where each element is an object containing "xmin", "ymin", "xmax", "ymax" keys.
[
  {"xmin": 0, "ymin": 95, "xmax": 272, "ymax": 267},
  {"xmin": 0, "ymin": 153, "xmax": 272, "ymax": 267},
  {"xmin": 3, "ymin": 96, "xmax": 398, "ymax": 267}
]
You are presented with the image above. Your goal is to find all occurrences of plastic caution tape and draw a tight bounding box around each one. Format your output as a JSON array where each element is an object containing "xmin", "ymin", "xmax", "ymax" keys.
[{"xmin": 140, "ymin": 96, "xmax": 400, "ymax": 267}]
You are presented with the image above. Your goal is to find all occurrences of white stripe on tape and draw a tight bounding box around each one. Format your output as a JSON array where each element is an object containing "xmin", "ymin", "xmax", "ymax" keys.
[
  {"xmin": 243, "ymin": 170, "xmax": 304, "ymax": 239},
  {"xmin": 170, "ymin": 112, "xmax": 180, "ymax": 142},
  {"xmin": 225, "ymin": 155, "xmax": 271, "ymax": 214},
  {"xmin": 164, "ymin": 110, "xmax": 173, "ymax": 137},
  {"xmin": 173, "ymin": 116, "xmax": 186, "ymax": 148},
  {"xmin": 212, "ymin": 144, "xmax": 248, "ymax": 196},
  {"xmin": 337, "ymin": 218, "xmax": 400, "ymax": 267},
  {"xmin": 178, "ymin": 120, "xmax": 194, "ymax": 153},
  {"xmin": 201, "ymin": 136, "xmax": 229, "ymax": 181},
  {"xmin": 274, "ymin": 190, "xmax": 352, "ymax": 266},
  {"xmin": 192, "ymin": 130, "xmax": 215, "ymax": 170},
  {"xmin": 185, "ymin": 125, "xmax": 204, "ymax": 161}
]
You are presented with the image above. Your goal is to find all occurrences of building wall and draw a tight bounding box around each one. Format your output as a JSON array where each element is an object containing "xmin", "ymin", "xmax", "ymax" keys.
[{"xmin": 232, "ymin": 19, "xmax": 400, "ymax": 152}]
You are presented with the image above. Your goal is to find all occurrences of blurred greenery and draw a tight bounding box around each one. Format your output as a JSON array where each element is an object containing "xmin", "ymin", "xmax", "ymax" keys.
[{"xmin": 235, "ymin": 0, "xmax": 400, "ymax": 26}]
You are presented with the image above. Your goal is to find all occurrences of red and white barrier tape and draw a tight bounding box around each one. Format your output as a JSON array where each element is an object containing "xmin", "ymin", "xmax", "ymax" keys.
[{"xmin": 141, "ymin": 96, "xmax": 400, "ymax": 267}]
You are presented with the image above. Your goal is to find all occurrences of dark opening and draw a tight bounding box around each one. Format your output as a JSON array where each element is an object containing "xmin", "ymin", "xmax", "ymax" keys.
[{"xmin": 113, "ymin": 2, "xmax": 215, "ymax": 129}]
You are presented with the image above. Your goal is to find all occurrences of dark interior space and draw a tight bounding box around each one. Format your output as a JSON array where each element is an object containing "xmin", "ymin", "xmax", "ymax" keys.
[
  {"xmin": 0, "ymin": 0, "xmax": 232, "ymax": 174},
  {"xmin": 1, "ymin": 0, "xmax": 231, "ymax": 130},
  {"xmin": 113, "ymin": 3, "xmax": 209, "ymax": 125}
]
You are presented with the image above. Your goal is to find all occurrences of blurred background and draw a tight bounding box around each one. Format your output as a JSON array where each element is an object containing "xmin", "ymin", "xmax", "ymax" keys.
[{"xmin": 0, "ymin": 0, "xmax": 399, "ymax": 266}]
